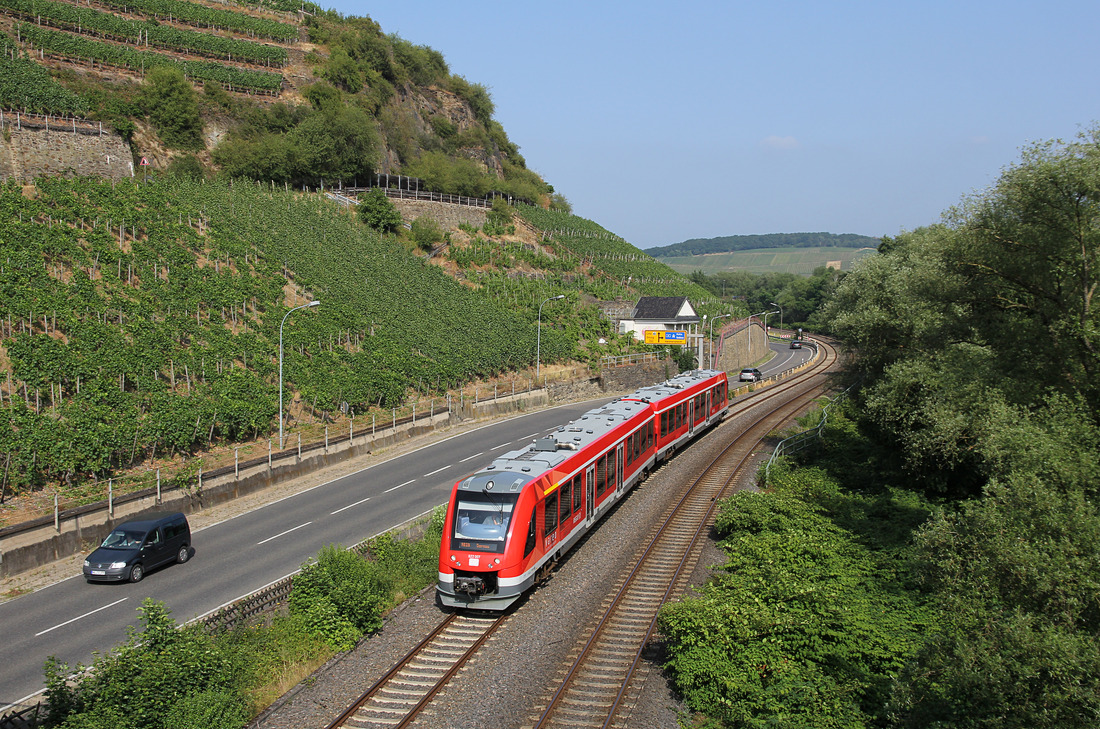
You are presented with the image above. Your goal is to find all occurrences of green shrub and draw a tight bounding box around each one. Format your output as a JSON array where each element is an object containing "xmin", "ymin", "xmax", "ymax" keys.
[
  {"xmin": 411, "ymin": 216, "xmax": 443, "ymax": 251},
  {"xmin": 358, "ymin": 188, "xmax": 403, "ymax": 232}
]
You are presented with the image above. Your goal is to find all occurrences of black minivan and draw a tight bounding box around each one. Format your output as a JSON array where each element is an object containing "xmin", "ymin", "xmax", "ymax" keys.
[{"xmin": 83, "ymin": 512, "xmax": 191, "ymax": 583}]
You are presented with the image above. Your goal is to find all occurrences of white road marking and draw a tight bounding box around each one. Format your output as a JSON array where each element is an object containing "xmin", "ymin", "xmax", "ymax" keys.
[
  {"xmin": 458, "ymin": 452, "xmax": 484, "ymax": 463},
  {"xmin": 385, "ymin": 479, "xmax": 416, "ymax": 493},
  {"xmin": 331, "ymin": 496, "xmax": 371, "ymax": 515},
  {"xmin": 257, "ymin": 522, "xmax": 312, "ymax": 545},
  {"xmin": 491, "ymin": 442, "xmax": 512, "ymax": 450},
  {"xmin": 423, "ymin": 465, "xmax": 449, "ymax": 477},
  {"xmin": 36, "ymin": 598, "xmax": 128, "ymax": 637}
]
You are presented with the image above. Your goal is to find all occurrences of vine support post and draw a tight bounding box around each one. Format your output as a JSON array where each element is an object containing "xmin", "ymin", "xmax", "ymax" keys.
[{"xmin": 279, "ymin": 300, "xmax": 320, "ymax": 449}]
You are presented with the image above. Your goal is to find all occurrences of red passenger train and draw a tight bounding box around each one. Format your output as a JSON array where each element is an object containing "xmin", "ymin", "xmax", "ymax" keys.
[{"xmin": 437, "ymin": 369, "xmax": 730, "ymax": 610}]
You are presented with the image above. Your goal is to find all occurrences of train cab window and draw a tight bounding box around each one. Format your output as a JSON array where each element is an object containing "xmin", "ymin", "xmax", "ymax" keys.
[
  {"xmin": 451, "ymin": 491, "xmax": 517, "ymax": 554},
  {"xmin": 572, "ymin": 473, "xmax": 584, "ymax": 512},
  {"xmin": 559, "ymin": 479, "xmax": 572, "ymax": 522},
  {"xmin": 545, "ymin": 491, "xmax": 559, "ymax": 535}
]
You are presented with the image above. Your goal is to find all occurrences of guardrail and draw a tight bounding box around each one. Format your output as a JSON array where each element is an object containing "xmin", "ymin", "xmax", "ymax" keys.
[{"xmin": 762, "ymin": 375, "xmax": 854, "ymax": 483}]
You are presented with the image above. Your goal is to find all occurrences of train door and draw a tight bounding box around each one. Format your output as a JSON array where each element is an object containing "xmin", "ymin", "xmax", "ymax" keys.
[
  {"xmin": 706, "ymin": 390, "xmax": 712, "ymax": 425},
  {"xmin": 688, "ymin": 399, "xmax": 695, "ymax": 437},
  {"xmin": 585, "ymin": 464, "xmax": 596, "ymax": 525},
  {"xmin": 616, "ymin": 443, "xmax": 625, "ymax": 492}
]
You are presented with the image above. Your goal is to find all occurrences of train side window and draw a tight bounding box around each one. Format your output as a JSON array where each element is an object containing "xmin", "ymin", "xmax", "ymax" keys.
[
  {"xmin": 596, "ymin": 454, "xmax": 607, "ymax": 495},
  {"xmin": 608, "ymin": 450, "xmax": 617, "ymax": 489},
  {"xmin": 545, "ymin": 491, "xmax": 559, "ymax": 535},
  {"xmin": 573, "ymin": 473, "xmax": 583, "ymax": 512},
  {"xmin": 560, "ymin": 479, "xmax": 572, "ymax": 521},
  {"xmin": 524, "ymin": 507, "xmax": 536, "ymax": 556}
]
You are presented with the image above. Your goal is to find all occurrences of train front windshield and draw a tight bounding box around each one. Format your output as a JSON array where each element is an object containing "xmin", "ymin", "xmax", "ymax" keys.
[{"xmin": 451, "ymin": 491, "xmax": 517, "ymax": 554}]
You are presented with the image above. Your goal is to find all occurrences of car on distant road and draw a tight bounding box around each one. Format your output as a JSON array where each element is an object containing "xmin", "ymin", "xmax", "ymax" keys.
[
  {"xmin": 739, "ymin": 367, "xmax": 763, "ymax": 382},
  {"xmin": 83, "ymin": 512, "xmax": 191, "ymax": 583},
  {"xmin": 790, "ymin": 340, "xmax": 802, "ymax": 349}
]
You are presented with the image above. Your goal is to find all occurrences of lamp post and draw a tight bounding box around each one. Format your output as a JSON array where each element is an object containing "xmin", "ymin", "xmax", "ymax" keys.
[
  {"xmin": 770, "ymin": 302, "xmax": 783, "ymax": 333},
  {"xmin": 763, "ymin": 309, "xmax": 780, "ymax": 343},
  {"xmin": 537, "ymin": 295, "xmax": 564, "ymax": 383},
  {"xmin": 708, "ymin": 313, "xmax": 731, "ymax": 368},
  {"xmin": 279, "ymin": 300, "xmax": 320, "ymax": 448}
]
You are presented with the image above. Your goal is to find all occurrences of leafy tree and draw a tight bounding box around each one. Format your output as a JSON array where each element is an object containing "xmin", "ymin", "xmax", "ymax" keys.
[
  {"xmin": 357, "ymin": 188, "xmax": 403, "ymax": 232},
  {"xmin": 141, "ymin": 66, "xmax": 204, "ymax": 151},
  {"xmin": 289, "ymin": 105, "xmax": 381, "ymax": 183}
]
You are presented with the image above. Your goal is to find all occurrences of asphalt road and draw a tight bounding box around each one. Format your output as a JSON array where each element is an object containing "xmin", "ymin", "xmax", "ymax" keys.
[
  {"xmin": 0, "ymin": 343, "xmax": 807, "ymax": 708},
  {"xmin": 0, "ymin": 398, "xmax": 618, "ymax": 708}
]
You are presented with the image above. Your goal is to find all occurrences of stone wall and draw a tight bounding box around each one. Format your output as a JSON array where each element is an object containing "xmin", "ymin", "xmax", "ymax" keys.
[
  {"xmin": 716, "ymin": 322, "xmax": 771, "ymax": 372},
  {"xmin": 391, "ymin": 198, "xmax": 488, "ymax": 229},
  {"xmin": 0, "ymin": 124, "xmax": 133, "ymax": 182}
]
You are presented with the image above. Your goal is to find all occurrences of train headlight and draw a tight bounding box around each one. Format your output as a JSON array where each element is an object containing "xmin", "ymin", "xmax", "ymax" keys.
[
  {"xmin": 450, "ymin": 555, "xmax": 455, "ymax": 561},
  {"xmin": 494, "ymin": 558, "xmax": 500, "ymax": 565}
]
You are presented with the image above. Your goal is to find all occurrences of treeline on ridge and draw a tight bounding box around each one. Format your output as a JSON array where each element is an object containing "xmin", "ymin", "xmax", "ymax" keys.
[{"xmin": 648, "ymin": 231, "xmax": 881, "ymax": 258}]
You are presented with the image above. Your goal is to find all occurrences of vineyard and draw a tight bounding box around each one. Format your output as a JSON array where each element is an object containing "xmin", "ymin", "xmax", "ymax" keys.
[
  {"xmin": 12, "ymin": 23, "xmax": 284, "ymax": 93},
  {"xmin": 96, "ymin": 0, "xmax": 299, "ymax": 42},
  {"xmin": 0, "ymin": 176, "xmax": 571, "ymax": 493},
  {"xmin": 515, "ymin": 204, "xmax": 715, "ymax": 302},
  {"xmin": 0, "ymin": 0, "xmax": 289, "ymax": 66},
  {"xmin": 0, "ymin": 30, "xmax": 88, "ymax": 114}
]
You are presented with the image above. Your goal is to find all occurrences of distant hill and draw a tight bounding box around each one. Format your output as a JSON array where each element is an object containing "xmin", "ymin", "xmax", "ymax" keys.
[{"xmin": 647, "ymin": 232, "xmax": 881, "ymax": 258}]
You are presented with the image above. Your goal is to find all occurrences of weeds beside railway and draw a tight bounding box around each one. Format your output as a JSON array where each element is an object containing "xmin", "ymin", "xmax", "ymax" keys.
[{"xmin": 38, "ymin": 508, "xmax": 444, "ymax": 729}]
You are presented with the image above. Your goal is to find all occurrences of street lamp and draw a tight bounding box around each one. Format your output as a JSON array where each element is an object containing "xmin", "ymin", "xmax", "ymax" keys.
[
  {"xmin": 708, "ymin": 313, "xmax": 731, "ymax": 368},
  {"xmin": 770, "ymin": 302, "xmax": 783, "ymax": 332},
  {"xmin": 537, "ymin": 295, "xmax": 565, "ymax": 382},
  {"xmin": 279, "ymin": 300, "xmax": 320, "ymax": 448},
  {"xmin": 763, "ymin": 309, "xmax": 780, "ymax": 342}
]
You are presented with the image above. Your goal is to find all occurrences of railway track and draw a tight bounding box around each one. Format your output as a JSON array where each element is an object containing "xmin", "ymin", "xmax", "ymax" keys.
[
  {"xmin": 325, "ymin": 611, "xmax": 506, "ymax": 729},
  {"xmin": 326, "ymin": 341, "xmax": 838, "ymax": 729}
]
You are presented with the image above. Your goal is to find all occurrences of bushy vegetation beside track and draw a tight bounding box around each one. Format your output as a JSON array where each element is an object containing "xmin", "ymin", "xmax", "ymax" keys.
[
  {"xmin": 41, "ymin": 512, "xmax": 444, "ymax": 729},
  {"xmin": 659, "ymin": 126, "xmax": 1100, "ymax": 728},
  {"xmin": 659, "ymin": 411, "xmax": 937, "ymax": 727}
]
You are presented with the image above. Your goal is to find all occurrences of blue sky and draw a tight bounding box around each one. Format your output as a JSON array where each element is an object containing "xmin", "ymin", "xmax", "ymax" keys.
[{"xmin": 323, "ymin": 1, "xmax": 1100, "ymax": 249}]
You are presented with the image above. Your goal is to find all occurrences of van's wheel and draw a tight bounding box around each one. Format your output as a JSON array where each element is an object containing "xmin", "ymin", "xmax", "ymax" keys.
[
  {"xmin": 129, "ymin": 564, "xmax": 144, "ymax": 583},
  {"xmin": 177, "ymin": 545, "xmax": 190, "ymax": 564}
]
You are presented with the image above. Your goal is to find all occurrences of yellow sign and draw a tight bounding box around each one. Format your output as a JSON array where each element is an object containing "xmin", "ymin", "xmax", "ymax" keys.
[{"xmin": 644, "ymin": 330, "xmax": 688, "ymax": 346}]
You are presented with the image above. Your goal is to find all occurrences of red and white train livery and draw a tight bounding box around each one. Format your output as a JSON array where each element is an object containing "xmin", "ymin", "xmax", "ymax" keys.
[{"xmin": 437, "ymin": 368, "xmax": 730, "ymax": 610}]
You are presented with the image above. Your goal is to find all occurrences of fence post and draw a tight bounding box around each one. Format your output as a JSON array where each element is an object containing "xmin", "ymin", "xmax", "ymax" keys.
[
  {"xmin": 412, "ymin": 402, "xmax": 416, "ymax": 424},
  {"xmin": 54, "ymin": 494, "xmax": 59, "ymax": 532},
  {"xmin": 157, "ymin": 468, "xmax": 161, "ymax": 503},
  {"xmin": 350, "ymin": 417, "xmax": 354, "ymax": 444},
  {"xmin": 298, "ymin": 433, "xmax": 301, "ymax": 460},
  {"xmin": 108, "ymin": 479, "xmax": 113, "ymax": 516},
  {"xmin": 372, "ymin": 414, "xmax": 376, "ymax": 437},
  {"xmin": 268, "ymin": 439, "xmax": 272, "ymax": 470},
  {"xmin": 392, "ymin": 408, "xmax": 396, "ymax": 431},
  {"xmin": 325, "ymin": 426, "xmax": 329, "ymax": 452},
  {"xmin": 234, "ymin": 448, "xmax": 239, "ymax": 479}
]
